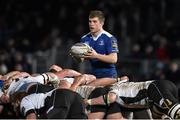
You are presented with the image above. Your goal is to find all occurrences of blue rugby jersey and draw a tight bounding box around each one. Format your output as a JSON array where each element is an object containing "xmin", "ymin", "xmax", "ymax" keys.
[{"xmin": 80, "ymin": 30, "xmax": 119, "ymax": 78}]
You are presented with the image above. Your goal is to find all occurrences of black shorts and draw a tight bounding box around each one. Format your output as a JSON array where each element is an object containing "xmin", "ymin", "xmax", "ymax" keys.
[
  {"xmin": 87, "ymin": 86, "xmax": 150, "ymax": 115},
  {"xmin": 87, "ymin": 87, "xmax": 108, "ymax": 113},
  {"xmin": 106, "ymin": 102, "xmax": 122, "ymax": 114},
  {"xmin": 148, "ymin": 80, "xmax": 178, "ymax": 105},
  {"xmin": 147, "ymin": 80, "xmax": 179, "ymax": 114},
  {"xmin": 45, "ymin": 89, "xmax": 87, "ymax": 119},
  {"xmin": 87, "ymin": 87, "xmax": 119, "ymax": 114}
]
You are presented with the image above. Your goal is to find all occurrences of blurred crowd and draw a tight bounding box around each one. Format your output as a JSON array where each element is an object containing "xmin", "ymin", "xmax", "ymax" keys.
[{"xmin": 0, "ymin": 0, "xmax": 180, "ymax": 84}]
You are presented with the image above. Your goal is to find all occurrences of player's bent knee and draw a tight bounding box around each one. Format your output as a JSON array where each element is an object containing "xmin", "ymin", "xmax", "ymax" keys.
[
  {"xmin": 109, "ymin": 92, "xmax": 117, "ymax": 103},
  {"xmin": 88, "ymin": 112, "xmax": 105, "ymax": 119},
  {"xmin": 106, "ymin": 112, "xmax": 124, "ymax": 119}
]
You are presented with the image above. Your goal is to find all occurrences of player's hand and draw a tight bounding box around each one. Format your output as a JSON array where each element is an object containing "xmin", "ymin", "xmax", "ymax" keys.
[
  {"xmin": 72, "ymin": 56, "xmax": 85, "ymax": 63},
  {"xmin": 120, "ymin": 76, "xmax": 129, "ymax": 81},
  {"xmin": 83, "ymin": 49, "xmax": 98, "ymax": 59},
  {"xmin": 7, "ymin": 72, "xmax": 30, "ymax": 81},
  {"xmin": 73, "ymin": 75, "xmax": 85, "ymax": 85},
  {"xmin": 84, "ymin": 99, "xmax": 91, "ymax": 106}
]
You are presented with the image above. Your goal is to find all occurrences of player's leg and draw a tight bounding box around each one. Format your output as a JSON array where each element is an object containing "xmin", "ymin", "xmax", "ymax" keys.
[
  {"xmin": 87, "ymin": 87, "xmax": 109, "ymax": 119},
  {"xmin": 105, "ymin": 102, "xmax": 124, "ymax": 119},
  {"xmin": 148, "ymin": 80, "xmax": 180, "ymax": 119},
  {"xmin": 46, "ymin": 89, "xmax": 87, "ymax": 119},
  {"xmin": 67, "ymin": 91, "xmax": 87, "ymax": 119}
]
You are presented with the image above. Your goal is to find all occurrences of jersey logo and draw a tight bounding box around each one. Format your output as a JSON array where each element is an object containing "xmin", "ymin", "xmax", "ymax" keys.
[
  {"xmin": 111, "ymin": 37, "xmax": 118, "ymax": 49},
  {"xmin": 112, "ymin": 40, "xmax": 118, "ymax": 48},
  {"xmin": 98, "ymin": 40, "xmax": 104, "ymax": 46},
  {"xmin": 112, "ymin": 43, "xmax": 118, "ymax": 48}
]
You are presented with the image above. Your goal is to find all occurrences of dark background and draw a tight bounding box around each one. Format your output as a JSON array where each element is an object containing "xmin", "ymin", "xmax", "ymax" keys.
[{"xmin": 0, "ymin": 0, "xmax": 180, "ymax": 83}]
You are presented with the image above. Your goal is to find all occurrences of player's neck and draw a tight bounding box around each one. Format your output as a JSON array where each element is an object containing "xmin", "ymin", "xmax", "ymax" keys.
[{"xmin": 91, "ymin": 29, "xmax": 103, "ymax": 37}]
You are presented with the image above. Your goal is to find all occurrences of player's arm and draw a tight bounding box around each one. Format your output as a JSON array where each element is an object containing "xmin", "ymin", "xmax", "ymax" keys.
[
  {"xmin": 84, "ymin": 92, "xmax": 117, "ymax": 106},
  {"xmin": 69, "ymin": 75, "xmax": 88, "ymax": 91},
  {"xmin": 55, "ymin": 69, "xmax": 82, "ymax": 78},
  {"xmin": 49, "ymin": 64, "xmax": 63, "ymax": 73},
  {"xmin": 96, "ymin": 52, "xmax": 118, "ymax": 63},
  {"xmin": 81, "ymin": 74, "xmax": 96, "ymax": 84},
  {"xmin": 62, "ymin": 69, "xmax": 82, "ymax": 76},
  {"xmin": 84, "ymin": 49, "xmax": 118, "ymax": 64},
  {"xmin": 86, "ymin": 76, "xmax": 129, "ymax": 87},
  {"xmin": 2, "ymin": 71, "xmax": 20, "ymax": 80}
]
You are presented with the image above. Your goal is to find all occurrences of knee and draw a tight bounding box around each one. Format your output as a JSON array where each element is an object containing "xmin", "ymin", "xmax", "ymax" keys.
[
  {"xmin": 108, "ymin": 92, "xmax": 117, "ymax": 103},
  {"xmin": 106, "ymin": 113, "xmax": 124, "ymax": 119}
]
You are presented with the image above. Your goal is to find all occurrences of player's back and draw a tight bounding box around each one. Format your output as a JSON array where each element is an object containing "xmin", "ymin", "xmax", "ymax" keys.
[{"xmin": 110, "ymin": 81, "xmax": 154, "ymax": 108}]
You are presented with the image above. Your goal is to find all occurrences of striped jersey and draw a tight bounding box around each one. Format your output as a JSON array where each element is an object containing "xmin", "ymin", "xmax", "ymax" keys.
[
  {"xmin": 110, "ymin": 80, "xmax": 154, "ymax": 108},
  {"xmin": 20, "ymin": 89, "xmax": 55, "ymax": 117},
  {"xmin": 76, "ymin": 85, "xmax": 96, "ymax": 99}
]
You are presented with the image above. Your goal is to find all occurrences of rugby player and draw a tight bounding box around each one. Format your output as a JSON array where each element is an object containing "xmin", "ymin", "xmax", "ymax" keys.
[
  {"xmin": 80, "ymin": 10, "xmax": 119, "ymax": 79},
  {"xmin": 85, "ymin": 79, "xmax": 180, "ymax": 119}
]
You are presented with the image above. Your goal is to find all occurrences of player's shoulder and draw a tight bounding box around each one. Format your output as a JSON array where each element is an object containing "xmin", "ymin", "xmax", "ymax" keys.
[
  {"xmin": 81, "ymin": 32, "xmax": 91, "ymax": 39},
  {"xmin": 102, "ymin": 30, "xmax": 113, "ymax": 38}
]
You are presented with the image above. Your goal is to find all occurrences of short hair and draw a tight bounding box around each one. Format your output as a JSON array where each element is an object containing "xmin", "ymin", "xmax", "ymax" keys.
[{"xmin": 89, "ymin": 10, "xmax": 105, "ymax": 23}]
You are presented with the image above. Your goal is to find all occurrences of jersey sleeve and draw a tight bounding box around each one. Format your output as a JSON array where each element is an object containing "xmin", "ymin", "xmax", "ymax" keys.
[
  {"xmin": 20, "ymin": 96, "xmax": 36, "ymax": 117},
  {"xmin": 107, "ymin": 36, "xmax": 119, "ymax": 54},
  {"xmin": 80, "ymin": 37, "xmax": 86, "ymax": 43},
  {"xmin": 80, "ymin": 37, "xmax": 83, "ymax": 42}
]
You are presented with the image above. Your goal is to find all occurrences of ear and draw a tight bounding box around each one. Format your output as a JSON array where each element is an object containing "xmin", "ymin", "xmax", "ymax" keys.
[
  {"xmin": 100, "ymin": 21, "xmax": 104, "ymax": 26},
  {"xmin": 102, "ymin": 22, "xmax": 104, "ymax": 26}
]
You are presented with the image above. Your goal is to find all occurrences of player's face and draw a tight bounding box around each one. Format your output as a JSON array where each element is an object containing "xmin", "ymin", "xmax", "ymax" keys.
[{"xmin": 89, "ymin": 17, "xmax": 103, "ymax": 35}]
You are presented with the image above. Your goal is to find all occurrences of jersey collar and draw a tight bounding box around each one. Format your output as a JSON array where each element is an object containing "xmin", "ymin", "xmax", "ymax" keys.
[{"xmin": 91, "ymin": 30, "xmax": 104, "ymax": 41}]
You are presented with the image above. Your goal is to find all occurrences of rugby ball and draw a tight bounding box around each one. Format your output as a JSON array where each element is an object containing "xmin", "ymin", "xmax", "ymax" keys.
[{"xmin": 69, "ymin": 43, "xmax": 92, "ymax": 58}]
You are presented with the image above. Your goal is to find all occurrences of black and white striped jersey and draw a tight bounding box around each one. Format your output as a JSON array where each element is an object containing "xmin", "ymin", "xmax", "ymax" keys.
[
  {"xmin": 7, "ymin": 74, "xmax": 49, "ymax": 96},
  {"xmin": 110, "ymin": 80, "xmax": 154, "ymax": 108},
  {"xmin": 20, "ymin": 89, "xmax": 55, "ymax": 117},
  {"xmin": 76, "ymin": 85, "xmax": 96, "ymax": 99}
]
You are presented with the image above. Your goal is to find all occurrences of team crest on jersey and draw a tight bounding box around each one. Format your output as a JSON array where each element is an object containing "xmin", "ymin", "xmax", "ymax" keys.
[{"xmin": 98, "ymin": 40, "xmax": 104, "ymax": 46}]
